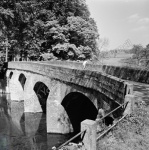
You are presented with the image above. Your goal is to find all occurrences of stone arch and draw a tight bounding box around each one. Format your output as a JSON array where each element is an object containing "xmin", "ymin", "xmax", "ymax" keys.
[
  {"xmin": 9, "ymin": 70, "xmax": 24, "ymax": 101},
  {"xmin": 23, "ymin": 73, "xmax": 52, "ymax": 113},
  {"xmin": 18, "ymin": 73, "xmax": 26, "ymax": 90},
  {"xmin": 9, "ymin": 71, "xmax": 13, "ymax": 79},
  {"xmin": 33, "ymin": 82, "xmax": 49, "ymax": 113},
  {"xmin": 61, "ymin": 92, "xmax": 98, "ymax": 134}
]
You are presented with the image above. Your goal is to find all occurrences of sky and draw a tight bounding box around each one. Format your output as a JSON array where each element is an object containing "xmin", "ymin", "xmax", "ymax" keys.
[{"xmin": 86, "ymin": 0, "xmax": 149, "ymax": 50}]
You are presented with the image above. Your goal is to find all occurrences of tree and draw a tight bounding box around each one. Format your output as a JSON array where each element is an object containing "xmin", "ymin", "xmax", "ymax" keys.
[
  {"xmin": 0, "ymin": 0, "xmax": 99, "ymax": 61},
  {"xmin": 0, "ymin": 6, "xmax": 15, "ymax": 61},
  {"xmin": 131, "ymin": 45, "xmax": 144, "ymax": 65},
  {"xmin": 141, "ymin": 44, "xmax": 149, "ymax": 67},
  {"xmin": 37, "ymin": 0, "xmax": 99, "ymax": 60}
]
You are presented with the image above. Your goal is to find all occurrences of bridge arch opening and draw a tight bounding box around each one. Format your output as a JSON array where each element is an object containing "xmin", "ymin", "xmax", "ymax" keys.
[
  {"xmin": 9, "ymin": 72, "xmax": 13, "ymax": 79},
  {"xmin": 61, "ymin": 92, "xmax": 98, "ymax": 135},
  {"xmin": 18, "ymin": 73, "xmax": 26, "ymax": 90},
  {"xmin": 33, "ymin": 82, "xmax": 49, "ymax": 113}
]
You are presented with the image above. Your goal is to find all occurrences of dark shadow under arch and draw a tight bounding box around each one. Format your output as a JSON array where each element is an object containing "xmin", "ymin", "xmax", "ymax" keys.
[
  {"xmin": 18, "ymin": 73, "xmax": 26, "ymax": 90},
  {"xmin": 9, "ymin": 72, "xmax": 13, "ymax": 79},
  {"xmin": 112, "ymin": 101, "xmax": 123, "ymax": 118},
  {"xmin": 33, "ymin": 82, "xmax": 49, "ymax": 113},
  {"xmin": 61, "ymin": 92, "xmax": 98, "ymax": 135}
]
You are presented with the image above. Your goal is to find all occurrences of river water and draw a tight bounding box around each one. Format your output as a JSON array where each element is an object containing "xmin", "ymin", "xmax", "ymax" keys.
[{"xmin": 0, "ymin": 79, "xmax": 71, "ymax": 150}]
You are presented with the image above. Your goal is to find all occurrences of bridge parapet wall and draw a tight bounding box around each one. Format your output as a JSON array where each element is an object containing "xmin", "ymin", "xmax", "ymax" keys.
[
  {"xmin": 8, "ymin": 62, "xmax": 132, "ymax": 104},
  {"xmin": 102, "ymin": 65, "xmax": 149, "ymax": 84},
  {"xmin": 41, "ymin": 60, "xmax": 103, "ymax": 71}
]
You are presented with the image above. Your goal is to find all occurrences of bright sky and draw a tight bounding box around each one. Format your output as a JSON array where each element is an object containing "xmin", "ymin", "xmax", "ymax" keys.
[{"xmin": 86, "ymin": 0, "xmax": 149, "ymax": 50}]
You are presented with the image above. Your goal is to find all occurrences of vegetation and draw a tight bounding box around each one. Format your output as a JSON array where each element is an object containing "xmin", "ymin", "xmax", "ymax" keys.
[
  {"xmin": 97, "ymin": 100, "xmax": 149, "ymax": 150},
  {"xmin": 130, "ymin": 44, "xmax": 149, "ymax": 68},
  {"xmin": 116, "ymin": 44, "xmax": 149, "ymax": 69},
  {"xmin": 0, "ymin": 0, "xmax": 99, "ymax": 61}
]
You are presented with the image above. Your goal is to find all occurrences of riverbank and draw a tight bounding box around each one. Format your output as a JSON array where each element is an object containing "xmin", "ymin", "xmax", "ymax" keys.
[{"xmin": 96, "ymin": 79, "xmax": 149, "ymax": 150}]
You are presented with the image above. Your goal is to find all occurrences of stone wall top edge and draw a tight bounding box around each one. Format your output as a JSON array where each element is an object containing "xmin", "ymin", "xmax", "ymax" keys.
[
  {"xmin": 8, "ymin": 61, "xmax": 129, "ymax": 86},
  {"xmin": 7, "ymin": 62, "xmax": 127, "ymax": 102}
]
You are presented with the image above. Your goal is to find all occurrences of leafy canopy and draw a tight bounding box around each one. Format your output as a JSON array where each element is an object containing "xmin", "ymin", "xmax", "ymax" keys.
[{"xmin": 0, "ymin": 0, "xmax": 99, "ymax": 61}]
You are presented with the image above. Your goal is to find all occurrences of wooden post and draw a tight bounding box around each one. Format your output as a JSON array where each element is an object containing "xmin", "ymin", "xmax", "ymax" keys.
[
  {"xmin": 124, "ymin": 94, "xmax": 134, "ymax": 115},
  {"xmin": 81, "ymin": 119, "xmax": 97, "ymax": 150}
]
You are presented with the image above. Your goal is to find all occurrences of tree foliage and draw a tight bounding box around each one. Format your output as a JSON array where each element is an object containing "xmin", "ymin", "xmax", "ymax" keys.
[
  {"xmin": 0, "ymin": 0, "xmax": 99, "ymax": 61},
  {"xmin": 130, "ymin": 44, "xmax": 149, "ymax": 68}
]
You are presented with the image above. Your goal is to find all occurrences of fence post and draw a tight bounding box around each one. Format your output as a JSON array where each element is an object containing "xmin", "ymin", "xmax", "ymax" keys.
[
  {"xmin": 81, "ymin": 119, "xmax": 97, "ymax": 150},
  {"xmin": 126, "ymin": 83, "xmax": 133, "ymax": 94},
  {"xmin": 124, "ymin": 94, "xmax": 134, "ymax": 115}
]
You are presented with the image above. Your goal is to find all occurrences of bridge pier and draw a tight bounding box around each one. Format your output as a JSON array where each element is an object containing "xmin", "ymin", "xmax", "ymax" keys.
[
  {"xmin": 24, "ymin": 75, "xmax": 42, "ymax": 113},
  {"xmin": 5, "ymin": 70, "xmax": 11, "ymax": 94},
  {"xmin": 9, "ymin": 70, "xmax": 24, "ymax": 101},
  {"xmin": 47, "ymin": 82, "xmax": 73, "ymax": 134}
]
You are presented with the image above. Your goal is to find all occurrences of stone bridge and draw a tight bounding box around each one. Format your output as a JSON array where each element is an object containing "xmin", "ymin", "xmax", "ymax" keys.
[{"xmin": 6, "ymin": 61, "xmax": 133, "ymax": 134}]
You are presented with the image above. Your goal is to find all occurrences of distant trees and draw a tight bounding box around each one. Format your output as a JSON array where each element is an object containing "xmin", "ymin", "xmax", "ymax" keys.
[
  {"xmin": 131, "ymin": 45, "xmax": 144, "ymax": 65},
  {"xmin": 131, "ymin": 44, "xmax": 149, "ymax": 68},
  {"xmin": 142, "ymin": 44, "xmax": 149, "ymax": 67},
  {"xmin": 0, "ymin": 0, "xmax": 99, "ymax": 61}
]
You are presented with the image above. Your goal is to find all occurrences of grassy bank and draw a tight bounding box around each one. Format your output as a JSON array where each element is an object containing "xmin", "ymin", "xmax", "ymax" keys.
[{"xmin": 97, "ymin": 100, "xmax": 149, "ymax": 150}]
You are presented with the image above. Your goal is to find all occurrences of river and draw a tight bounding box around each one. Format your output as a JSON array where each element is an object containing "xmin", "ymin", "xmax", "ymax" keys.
[{"xmin": 0, "ymin": 79, "xmax": 71, "ymax": 150}]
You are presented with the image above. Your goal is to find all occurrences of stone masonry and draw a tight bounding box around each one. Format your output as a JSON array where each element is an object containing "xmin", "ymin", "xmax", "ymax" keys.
[{"xmin": 6, "ymin": 61, "xmax": 133, "ymax": 134}]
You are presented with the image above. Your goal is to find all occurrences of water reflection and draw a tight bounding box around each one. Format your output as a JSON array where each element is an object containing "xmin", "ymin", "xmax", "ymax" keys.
[{"xmin": 0, "ymin": 79, "xmax": 71, "ymax": 150}]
